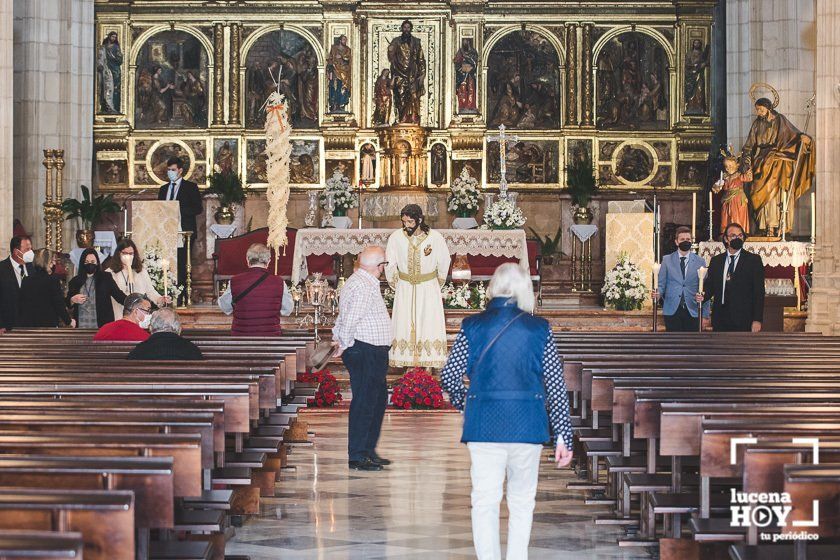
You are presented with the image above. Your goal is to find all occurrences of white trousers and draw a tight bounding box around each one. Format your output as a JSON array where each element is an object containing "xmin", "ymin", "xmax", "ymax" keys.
[{"xmin": 468, "ymin": 442, "xmax": 543, "ymax": 560}]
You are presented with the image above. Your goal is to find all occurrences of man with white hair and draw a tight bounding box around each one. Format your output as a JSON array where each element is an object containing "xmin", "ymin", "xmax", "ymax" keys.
[
  {"xmin": 127, "ymin": 307, "xmax": 203, "ymax": 360},
  {"xmin": 332, "ymin": 246, "xmax": 393, "ymax": 471},
  {"xmin": 441, "ymin": 263, "xmax": 573, "ymax": 560},
  {"xmin": 218, "ymin": 243, "xmax": 293, "ymax": 336}
]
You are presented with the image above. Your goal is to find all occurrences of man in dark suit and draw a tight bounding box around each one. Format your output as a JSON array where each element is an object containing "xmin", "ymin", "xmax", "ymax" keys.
[
  {"xmin": 696, "ymin": 223, "xmax": 765, "ymax": 332},
  {"xmin": 157, "ymin": 156, "xmax": 203, "ymax": 305},
  {"xmin": 0, "ymin": 236, "xmax": 34, "ymax": 332}
]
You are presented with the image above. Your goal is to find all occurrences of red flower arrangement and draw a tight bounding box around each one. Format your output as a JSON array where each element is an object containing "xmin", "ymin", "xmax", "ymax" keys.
[
  {"xmin": 299, "ymin": 369, "xmax": 344, "ymax": 408},
  {"xmin": 391, "ymin": 368, "xmax": 447, "ymax": 410}
]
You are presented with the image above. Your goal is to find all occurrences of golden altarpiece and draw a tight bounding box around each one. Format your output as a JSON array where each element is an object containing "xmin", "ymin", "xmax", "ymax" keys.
[{"xmin": 93, "ymin": 0, "xmax": 716, "ymax": 201}]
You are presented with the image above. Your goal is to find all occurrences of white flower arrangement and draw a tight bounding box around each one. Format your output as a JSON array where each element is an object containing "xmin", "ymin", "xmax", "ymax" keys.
[
  {"xmin": 483, "ymin": 198, "xmax": 526, "ymax": 230},
  {"xmin": 320, "ymin": 167, "xmax": 358, "ymax": 214},
  {"xmin": 447, "ymin": 168, "xmax": 481, "ymax": 216},
  {"xmin": 601, "ymin": 254, "xmax": 646, "ymax": 311},
  {"xmin": 143, "ymin": 243, "xmax": 183, "ymax": 301},
  {"xmin": 383, "ymin": 287, "xmax": 395, "ymax": 309},
  {"xmin": 441, "ymin": 282, "xmax": 487, "ymax": 310}
]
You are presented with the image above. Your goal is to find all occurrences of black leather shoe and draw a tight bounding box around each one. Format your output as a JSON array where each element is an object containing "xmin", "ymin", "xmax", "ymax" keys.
[
  {"xmin": 369, "ymin": 453, "xmax": 391, "ymax": 466},
  {"xmin": 349, "ymin": 459, "xmax": 383, "ymax": 471}
]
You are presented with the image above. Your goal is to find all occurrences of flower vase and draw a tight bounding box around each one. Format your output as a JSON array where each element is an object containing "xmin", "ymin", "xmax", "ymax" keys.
[
  {"xmin": 333, "ymin": 209, "xmax": 347, "ymax": 217},
  {"xmin": 573, "ymin": 205, "xmax": 593, "ymax": 225},
  {"xmin": 75, "ymin": 229, "xmax": 94, "ymax": 249},
  {"xmin": 214, "ymin": 205, "xmax": 235, "ymax": 225}
]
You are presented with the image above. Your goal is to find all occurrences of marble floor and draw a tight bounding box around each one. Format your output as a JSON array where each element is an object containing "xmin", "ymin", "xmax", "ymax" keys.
[{"xmin": 226, "ymin": 412, "xmax": 652, "ymax": 559}]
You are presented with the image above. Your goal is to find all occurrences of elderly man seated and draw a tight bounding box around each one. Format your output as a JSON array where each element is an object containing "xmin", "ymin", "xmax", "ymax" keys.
[
  {"xmin": 127, "ymin": 307, "xmax": 203, "ymax": 360},
  {"xmin": 217, "ymin": 243, "xmax": 293, "ymax": 336}
]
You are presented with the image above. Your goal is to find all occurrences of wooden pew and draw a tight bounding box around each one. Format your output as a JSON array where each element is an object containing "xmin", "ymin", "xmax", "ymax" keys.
[{"xmin": 0, "ymin": 530, "xmax": 85, "ymax": 559}]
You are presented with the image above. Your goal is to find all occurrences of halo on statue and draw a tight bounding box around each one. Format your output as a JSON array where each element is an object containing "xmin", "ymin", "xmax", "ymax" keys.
[{"xmin": 748, "ymin": 82, "xmax": 780, "ymax": 109}]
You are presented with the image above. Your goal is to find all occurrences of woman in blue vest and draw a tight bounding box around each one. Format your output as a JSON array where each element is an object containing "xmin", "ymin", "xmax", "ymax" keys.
[{"xmin": 441, "ymin": 263, "xmax": 573, "ymax": 560}]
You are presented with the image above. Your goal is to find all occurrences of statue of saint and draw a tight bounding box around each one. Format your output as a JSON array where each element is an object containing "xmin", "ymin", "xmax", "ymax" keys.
[
  {"xmin": 430, "ymin": 144, "xmax": 447, "ymax": 186},
  {"xmin": 453, "ymin": 38, "xmax": 478, "ymax": 114},
  {"xmin": 360, "ymin": 144, "xmax": 376, "ymax": 184},
  {"xmin": 684, "ymin": 39, "xmax": 709, "ymax": 115},
  {"xmin": 712, "ymin": 153, "xmax": 752, "ymax": 236},
  {"xmin": 327, "ymin": 35, "xmax": 352, "ymax": 113},
  {"xmin": 98, "ymin": 31, "xmax": 123, "ymax": 114},
  {"xmin": 372, "ymin": 69, "xmax": 392, "ymax": 126},
  {"xmin": 741, "ymin": 96, "xmax": 815, "ymax": 235},
  {"xmin": 387, "ymin": 20, "xmax": 426, "ymax": 124}
]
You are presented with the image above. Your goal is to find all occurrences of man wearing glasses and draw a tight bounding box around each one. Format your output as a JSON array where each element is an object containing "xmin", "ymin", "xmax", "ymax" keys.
[
  {"xmin": 696, "ymin": 223, "xmax": 765, "ymax": 332},
  {"xmin": 93, "ymin": 293, "xmax": 153, "ymax": 341},
  {"xmin": 332, "ymin": 246, "xmax": 394, "ymax": 471}
]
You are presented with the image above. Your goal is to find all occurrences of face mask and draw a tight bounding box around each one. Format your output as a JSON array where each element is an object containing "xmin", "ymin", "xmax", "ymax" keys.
[
  {"xmin": 21, "ymin": 250, "xmax": 34, "ymax": 263},
  {"xmin": 121, "ymin": 254, "xmax": 134, "ymax": 266},
  {"xmin": 729, "ymin": 237, "xmax": 744, "ymax": 251},
  {"xmin": 167, "ymin": 169, "xmax": 180, "ymax": 182},
  {"xmin": 678, "ymin": 241, "xmax": 692, "ymax": 252},
  {"xmin": 139, "ymin": 312, "xmax": 152, "ymax": 330},
  {"xmin": 83, "ymin": 263, "xmax": 98, "ymax": 275}
]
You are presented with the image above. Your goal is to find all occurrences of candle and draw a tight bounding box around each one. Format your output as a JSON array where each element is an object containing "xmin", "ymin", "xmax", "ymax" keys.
[
  {"xmin": 708, "ymin": 190, "xmax": 713, "ymax": 211},
  {"xmin": 697, "ymin": 266, "xmax": 707, "ymax": 294},
  {"xmin": 691, "ymin": 193, "xmax": 697, "ymax": 240},
  {"xmin": 811, "ymin": 191, "xmax": 816, "ymax": 240},
  {"xmin": 160, "ymin": 259, "xmax": 170, "ymax": 300},
  {"xmin": 719, "ymin": 170, "xmax": 724, "ymax": 182},
  {"xmin": 651, "ymin": 262, "xmax": 661, "ymax": 292}
]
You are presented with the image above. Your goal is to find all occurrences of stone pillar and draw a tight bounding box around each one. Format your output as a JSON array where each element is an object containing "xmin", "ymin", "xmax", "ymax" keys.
[
  {"xmin": 565, "ymin": 24, "xmax": 578, "ymax": 126},
  {"xmin": 0, "ymin": 0, "xmax": 12, "ymax": 256},
  {"xmin": 580, "ymin": 23, "xmax": 594, "ymax": 127},
  {"xmin": 805, "ymin": 0, "xmax": 840, "ymax": 334},
  {"xmin": 13, "ymin": 0, "xmax": 93, "ymax": 249},
  {"xmin": 229, "ymin": 23, "xmax": 242, "ymax": 126}
]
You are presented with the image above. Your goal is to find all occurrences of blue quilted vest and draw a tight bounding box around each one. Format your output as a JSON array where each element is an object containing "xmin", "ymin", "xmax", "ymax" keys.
[{"xmin": 460, "ymin": 297, "xmax": 551, "ymax": 444}]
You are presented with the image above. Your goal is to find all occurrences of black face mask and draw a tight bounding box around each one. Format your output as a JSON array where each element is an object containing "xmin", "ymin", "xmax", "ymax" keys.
[
  {"xmin": 729, "ymin": 237, "xmax": 744, "ymax": 251},
  {"xmin": 84, "ymin": 263, "xmax": 98, "ymax": 275},
  {"xmin": 678, "ymin": 241, "xmax": 692, "ymax": 252}
]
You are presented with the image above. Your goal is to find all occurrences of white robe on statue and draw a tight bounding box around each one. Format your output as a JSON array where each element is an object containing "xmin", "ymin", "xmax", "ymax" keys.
[{"xmin": 386, "ymin": 228, "xmax": 451, "ymax": 368}]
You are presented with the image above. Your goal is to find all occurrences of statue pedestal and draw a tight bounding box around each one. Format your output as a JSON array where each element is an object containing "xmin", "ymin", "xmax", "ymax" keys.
[{"xmin": 376, "ymin": 124, "xmax": 429, "ymax": 189}]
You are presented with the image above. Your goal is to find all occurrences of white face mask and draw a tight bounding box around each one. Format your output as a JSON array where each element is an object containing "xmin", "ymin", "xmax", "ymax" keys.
[
  {"xmin": 167, "ymin": 169, "xmax": 180, "ymax": 182},
  {"xmin": 21, "ymin": 250, "xmax": 34, "ymax": 263},
  {"xmin": 121, "ymin": 253, "xmax": 134, "ymax": 266},
  {"xmin": 139, "ymin": 312, "xmax": 152, "ymax": 330}
]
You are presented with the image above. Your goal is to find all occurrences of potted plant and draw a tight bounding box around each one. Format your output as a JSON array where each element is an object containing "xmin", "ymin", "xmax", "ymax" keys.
[
  {"xmin": 529, "ymin": 223, "xmax": 562, "ymax": 265},
  {"xmin": 206, "ymin": 165, "xmax": 246, "ymax": 225},
  {"xmin": 566, "ymin": 155, "xmax": 598, "ymax": 225},
  {"xmin": 60, "ymin": 185, "xmax": 120, "ymax": 248}
]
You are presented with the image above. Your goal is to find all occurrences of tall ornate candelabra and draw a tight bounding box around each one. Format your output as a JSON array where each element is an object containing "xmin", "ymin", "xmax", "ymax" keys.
[
  {"xmin": 42, "ymin": 149, "xmax": 65, "ymax": 252},
  {"xmin": 297, "ymin": 273, "xmax": 335, "ymax": 342}
]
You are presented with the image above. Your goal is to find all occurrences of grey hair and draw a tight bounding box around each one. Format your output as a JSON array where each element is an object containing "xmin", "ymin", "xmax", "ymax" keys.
[
  {"xmin": 123, "ymin": 293, "xmax": 151, "ymax": 316},
  {"xmin": 149, "ymin": 307, "xmax": 181, "ymax": 335},
  {"xmin": 246, "ymin": 243, "xmax": 271, "ymax": 267},
  {"xmin": 486, "ymin": 263, "xmax": 535, "ymax": 313}
]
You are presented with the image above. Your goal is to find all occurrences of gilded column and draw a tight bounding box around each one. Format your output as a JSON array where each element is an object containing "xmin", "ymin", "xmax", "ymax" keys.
[
  {"xmin": 229, "ymin": 23, "xmax": 241, "ymax": 125},
  {"xmin": 580, "ymin": 23, "xmax": 594, "ymax": 127},
  {"xmin": 565, "ymin": 24, "xmax": 578, "ymax": 126},
  {"xmin": 212, "ymin": 23, "xmax": 224, "ymax": 125}
]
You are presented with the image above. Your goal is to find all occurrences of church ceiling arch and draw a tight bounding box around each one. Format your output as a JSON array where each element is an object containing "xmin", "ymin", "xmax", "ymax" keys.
[
  {"xmin": 242, "ymin": 27, "xmax": 322, "ymax": 130},
  {"xmin": 483, "ymin": 28, "xmax": 563, "ymax": 130}
]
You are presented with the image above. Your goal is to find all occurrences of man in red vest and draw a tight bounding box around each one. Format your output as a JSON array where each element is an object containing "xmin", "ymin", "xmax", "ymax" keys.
[{"xmin": 218, "ymin": 243, "xmax": 292, "ymax": 336}]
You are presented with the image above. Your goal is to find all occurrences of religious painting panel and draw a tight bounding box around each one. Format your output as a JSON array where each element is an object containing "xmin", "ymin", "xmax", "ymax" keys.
[
  {"xmin": 454, "ymin": 37, "xmax": 479, "ymax": 115},
  {"xmin": 327, "ymin": 159, "xmax": 356, "ymax": 186},
  {"xmin": 213, "ymin": 139, "xmax": 239, "ymax": 175},
  {"xmin": 148, "ymin": 140, "xmax": 193, "ymax": 184},
  {"xmin": 133, "ymin": 163, "xmax": 155, "ymax": 186},
  {"xmin": 566, "ymin": 139, "xmax": 593, "ymax": 168},
  {"xmin": 246, "ymin": 139, "xmax": 267, "ymax": 184},
  {"xmin": 326, "ymin": 34, "xmax": 352, "ymax": 115},
  {"xmin": 133, "ymin": 30, "xmax": 209, "ymax": 129},
  {"xmin": 452, "ymin": 159, "xmax": 482, "ymax": 184},
  {"xmin": 290, "ymin": 139, "xmax": 321, "ymax": 185},
  {"xmin": 596, "ymin": 32, "xmax": 670, "ymax": 130},
  {"xmin": 192, "ymin": 162, "xmax": 207, "ymax": 185},
  {"xmin": 486, "ymin": 139, "xmax": 560, "ymax": 185},
  {"xmin": 134, "ymin": 139, "xmax": 150, "ymax": 161},
  {"xmin": 683, "ymin": 28, "xmax": 710, "ymax": 117},
  {"xmin": 649, "ymin": 165, "xmax": 672, "ymax": 188},
  {"xmin": 97, "ymin": 28, "xmax": 124, "ymax": 115},
  {"xmin": 614, "ymin": 143, "xmax": 655, "ymax": 184},
  {"xmin": 98, "ymin": 160, "xmax": 127, "ymax": 187},
  {"xmin": 486, "ymin": 30, "xmax": 561, "ymax": 130},
  {"xmin": 245, "ymin": 30, "xmax": 319, "ymax": 129},
  {"xmin": 359, "ymin": 143, "xmax": 378, "ymax": 185},
  {"xmin": 429, "ymin": 143, "xmax": 449, "ymax": 187},
  {"xmin": 678, "ymin": 160, "xmax": 708, "ymax": 187},
  {"xmin": 188, "ymin": 139, "xmax": 207, "ymax": 161}
]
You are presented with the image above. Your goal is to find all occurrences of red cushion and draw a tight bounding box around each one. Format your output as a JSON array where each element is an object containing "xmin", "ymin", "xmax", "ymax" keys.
[
  {"xmin": 214, "ymin": 227, "xmax": 335, "ymax": 278},
  {"xmin": 453, "ymin": 239, "xmax": 540, "ymax": 277}
]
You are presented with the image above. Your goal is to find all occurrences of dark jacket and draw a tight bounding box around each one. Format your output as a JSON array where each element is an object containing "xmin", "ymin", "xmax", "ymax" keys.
[
  {"xmin": 18, "ymin": 269, "xmax": 72, "ymax": 328},
  {"xmin": 231, "ymin": 267, "xmax": 285, "ymax": 336},
  {"xmin": 703, "ymin": 249, "xmax": 765, "ymax": 332},
  {"xmin": 0, "ymin": 258, "xmax": 33, "ymax": 330},
  {"xmin": 157, "ymin": 179, "xmax": 203, "ymax": 234},
  {"xmin": 460, "ymin": 298, "xmax": 551, "ymax": 444},
  {"xmin": 127, "ymin": 331, "xmax": 204, "ymax": 361},
  {"xmin": 67, "ymin": 272, "xmax": 128, "ymax": 327}
]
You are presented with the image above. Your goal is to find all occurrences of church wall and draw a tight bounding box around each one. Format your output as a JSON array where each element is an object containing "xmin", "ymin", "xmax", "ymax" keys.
[
  {"xmin": 13, "ymin": 0, "xmax": 94, "ymax": 248},
  {"xmin": 0, "ymin": 0, "xmax": 12, "ymax": 256}
]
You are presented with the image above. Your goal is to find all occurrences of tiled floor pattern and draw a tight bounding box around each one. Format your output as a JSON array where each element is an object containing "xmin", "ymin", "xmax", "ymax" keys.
[{"xmin": 226, "ymin": 413, "xmax": 652, "ymax": 559}]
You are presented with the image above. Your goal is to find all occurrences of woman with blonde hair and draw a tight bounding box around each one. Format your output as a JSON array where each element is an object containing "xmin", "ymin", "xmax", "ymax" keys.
[
  {"xmin": 108, "ymin": 238, "xmax": 169, "ymax": 317},
  {"xmin": 18, "ymin": 248, "xmax": 73, "ymax": 328},
  {"xmin": 441, "ymin": 263, "xmax": 573, "ymax": 560}
]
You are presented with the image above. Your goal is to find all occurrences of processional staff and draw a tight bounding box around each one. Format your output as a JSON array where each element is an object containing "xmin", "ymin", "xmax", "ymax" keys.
[{"xmin": 488, "ymin": 125, "xmax": 519, "ymax": 200}]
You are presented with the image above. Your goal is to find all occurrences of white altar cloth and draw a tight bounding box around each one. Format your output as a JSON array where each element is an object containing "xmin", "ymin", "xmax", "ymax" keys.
[{"xmin": 698, "ymin": 241, "xmax": 811, "ymax": 268}]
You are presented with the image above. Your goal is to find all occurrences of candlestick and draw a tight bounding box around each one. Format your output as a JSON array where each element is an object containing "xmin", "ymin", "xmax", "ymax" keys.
[
  {"xmin": 697, "ymin": 266, "xmax": 707, "ymax": 294},
  {"xmin": 161, "ymin": 259, "xmax": 170, "ymax": 301},
  {"xmin": 811, "ymin": 191, "xmax": 816, "ymax": 241},
  {"xmin": 651, "ymin": 261, "xmax": 661, "ymax": 332},
  {"xmin": 691, "ymin": 193, "xmax": 697, "ymax": 241},
  {"xmin": 719, "ymin": 170, "xmax": 724, "ymax": 182},
  {"xmin": 708, "ymin": 189, "xmax": 714, "ymax": 241},
  {"xmin": 651, "ymin": 262, "xmax": 661, "ymax": 290}
]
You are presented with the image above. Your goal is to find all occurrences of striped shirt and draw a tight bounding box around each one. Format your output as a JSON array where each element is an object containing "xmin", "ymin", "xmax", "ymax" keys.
[{"xmin": 332, "ymin": 269, "xmax": 392, "ymax": 350}]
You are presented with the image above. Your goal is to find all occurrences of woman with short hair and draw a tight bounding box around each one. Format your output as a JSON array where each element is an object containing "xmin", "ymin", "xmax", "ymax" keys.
[
  {"xmin": 18, "ymin": 248, "xmax": 72, "ymax": 328},
  {"xmin": 441, "ymin": 263, "xmax": 574, "ymax": 560}
]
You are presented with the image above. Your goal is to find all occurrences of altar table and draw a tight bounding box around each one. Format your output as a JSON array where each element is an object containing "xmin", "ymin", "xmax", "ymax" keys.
[{"xmin": 291, "ymin": 228, "xmax": 529, "ymax": 283}]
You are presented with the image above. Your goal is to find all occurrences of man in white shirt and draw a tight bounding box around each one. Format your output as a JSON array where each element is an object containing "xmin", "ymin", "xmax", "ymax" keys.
[
  {"xmin": 0, "ymin": 236, "xmax": 34, "ymax": 332},
  {"xmin": 332, "ymin": 246, "xmax": 393, "ymax": 471}
]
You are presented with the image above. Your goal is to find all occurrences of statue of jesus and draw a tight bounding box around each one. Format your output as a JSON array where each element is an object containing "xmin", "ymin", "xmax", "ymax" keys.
[
  {"xmin": 387, "ymin": 20, "xmax": 426, "ymax": 125},
  {"xmin": 385, "ymin": 204, "xmax": 450, "ymax": 368}
]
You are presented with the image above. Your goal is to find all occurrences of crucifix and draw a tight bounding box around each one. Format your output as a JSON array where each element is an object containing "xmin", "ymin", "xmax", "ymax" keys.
[{"xmin": 488, "ymin": 124, "xmax": 518, "ymax": 200}]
